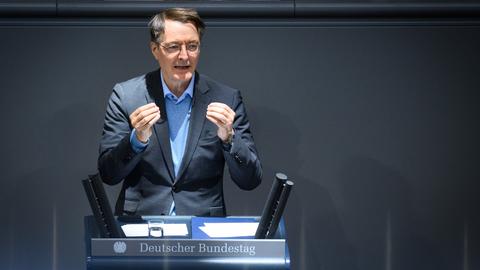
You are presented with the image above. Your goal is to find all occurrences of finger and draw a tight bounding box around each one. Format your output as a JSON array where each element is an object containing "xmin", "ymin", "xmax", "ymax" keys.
[
  {"xmin": 207, "ymin": 107, "xmax": 234, "ymax": 123},
  {"xmin": 208, "ymin": 102, "xmax": 234, "ymax": 114},
  {"xmin": 131, "ymin": 103, "xmax": 156, "ymax": 118},
  {"xmin": 138, "ymin": 102, "xmax": 158, "ymax": 112},
  {"xmin": 136, "ymin": 106, "xmax": 160, "ymax": 120},
  {"xmin": 206, "ymin": 111, "xmax": 230, "ymax": 126},
  {"xmin": 130, "ymin": 103, "xmax": 158, "ymax": 118},
  {"xmin": 207, "ymin": 105, "xmax": 230, "ymax": 115},
  {"xmin": 206, "ymin": 108, "xmax": 234, "ymax": 124},
  {"xmin": 206, "ymin": 115, "xmax": 222, "ymax": 127},
  {"xmin": 148, "ymin": 113, "xmax": 161, "ymax": 126},
  {"xmin": 208, "ymin": 102, "xmax": 231, "ymax": 108},
  {"xmin": 135, "ymin": 112, "xmax": 160, "ymax": 130},
  {"xmin": 131, "ymin": 107, "xmax": 157, "ymax": 123},
  {"xmin": 131, "ymin": 106, "xmax": 160, "ymax": 124}
]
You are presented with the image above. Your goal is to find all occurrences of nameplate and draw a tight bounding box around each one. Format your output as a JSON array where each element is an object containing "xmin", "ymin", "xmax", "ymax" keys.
[{"xmin": 91, "ymin": 238, "xmax": 285, "ymax": 258}]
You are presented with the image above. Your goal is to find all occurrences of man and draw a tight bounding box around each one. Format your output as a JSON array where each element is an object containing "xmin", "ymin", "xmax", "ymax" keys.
[{"xmin": 98, "ymin": 8, "xmax": 262, "ymax": 217}]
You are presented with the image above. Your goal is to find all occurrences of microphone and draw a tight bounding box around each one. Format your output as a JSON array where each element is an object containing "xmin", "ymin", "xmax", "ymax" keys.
[{"xmin": 255, "ymin": 173, "xmax": 294, "ymax": 239}]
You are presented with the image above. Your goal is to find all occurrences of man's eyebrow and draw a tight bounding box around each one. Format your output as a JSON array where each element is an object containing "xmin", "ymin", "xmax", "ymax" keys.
[{"xmin": 163, "ymin": 39, "xmax": 200, "ymax": 44}]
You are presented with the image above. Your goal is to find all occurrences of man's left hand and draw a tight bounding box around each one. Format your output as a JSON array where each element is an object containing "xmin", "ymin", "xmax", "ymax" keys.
[{"xmin": 206, "ymin": 102, "xmax": 235, "ymax": 143}]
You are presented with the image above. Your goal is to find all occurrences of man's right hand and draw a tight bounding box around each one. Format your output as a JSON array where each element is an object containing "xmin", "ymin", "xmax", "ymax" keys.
[{"xmin": 129, "ymin": 103, "xmax": 161, "ymax": 143}]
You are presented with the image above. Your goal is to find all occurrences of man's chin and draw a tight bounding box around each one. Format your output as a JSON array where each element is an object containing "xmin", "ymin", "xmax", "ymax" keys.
[{"xmin": 172, "ymin": 72, "xmax": 193, "ymax": 82}]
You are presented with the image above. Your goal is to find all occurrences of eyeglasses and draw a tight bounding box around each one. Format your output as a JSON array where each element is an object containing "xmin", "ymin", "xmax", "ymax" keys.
[{"xmin": 159, "ymin": 42, "xmax": 200, "ymax": 55}]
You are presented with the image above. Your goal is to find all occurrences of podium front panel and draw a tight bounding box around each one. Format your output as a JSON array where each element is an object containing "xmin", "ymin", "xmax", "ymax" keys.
[{"xmin": 84, "ymin": 216, "xmax": 291, "ymax": 270}]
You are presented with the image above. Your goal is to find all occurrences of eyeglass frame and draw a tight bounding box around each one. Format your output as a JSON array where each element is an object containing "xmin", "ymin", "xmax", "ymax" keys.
[{"xmin": 156, "ymin": 41, "xmax": 201, "ymax": 55}]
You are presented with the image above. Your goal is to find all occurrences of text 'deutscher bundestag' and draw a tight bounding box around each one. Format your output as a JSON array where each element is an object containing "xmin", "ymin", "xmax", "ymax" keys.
[{"xmin": 91, "ymin": 239, "xmax": 286, "ymax": 258}]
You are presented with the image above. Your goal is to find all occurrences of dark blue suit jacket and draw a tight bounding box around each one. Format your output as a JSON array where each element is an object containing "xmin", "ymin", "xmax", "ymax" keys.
[{"xmin": 98, "ymin": 70, "xmax": 262, "ymax": 216}]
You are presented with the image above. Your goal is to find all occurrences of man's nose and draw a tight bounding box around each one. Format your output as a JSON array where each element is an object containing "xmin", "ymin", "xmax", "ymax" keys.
[{"xmin": 178, "ymin": 45, "xmax": 188, "ymax": 60}]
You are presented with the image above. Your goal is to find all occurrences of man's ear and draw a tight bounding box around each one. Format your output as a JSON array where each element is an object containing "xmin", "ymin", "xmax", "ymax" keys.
[{"xmin": 150, "ymin": 42, "xmax": 159, "ymax": 60}]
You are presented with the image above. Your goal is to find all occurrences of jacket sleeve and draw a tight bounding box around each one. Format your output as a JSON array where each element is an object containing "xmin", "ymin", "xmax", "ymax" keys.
[
  {"xmin": 223, "ymin": 90, "xmax": 263, "ymax": 190},
  {"xmin": 98, "ymin": 84, "xmax": 144, "ymax": 185}
]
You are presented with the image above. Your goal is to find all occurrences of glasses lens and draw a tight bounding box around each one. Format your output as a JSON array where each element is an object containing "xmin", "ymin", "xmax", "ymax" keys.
[
  {"xmin": 165, "ymin": 44, "xmax": 180, "ymax": 54},
  {"xmin": 161, "ymin": 42, "xmax": 199, "ymax": 54},
  {"xmin": 186, "ymin": 43, "xmax": 199, "ymax": 52}
]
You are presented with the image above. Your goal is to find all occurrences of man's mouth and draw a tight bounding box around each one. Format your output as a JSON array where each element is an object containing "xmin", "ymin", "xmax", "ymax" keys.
[{"xmin": 174, "ymin": 65, "xmax": 190, "ymax": 70}]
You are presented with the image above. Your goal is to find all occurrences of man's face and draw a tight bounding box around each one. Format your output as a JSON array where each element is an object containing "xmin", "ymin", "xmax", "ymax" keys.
[{"xmin": 151, "ymin": 19, "xmax": 200, "ymax": 90}]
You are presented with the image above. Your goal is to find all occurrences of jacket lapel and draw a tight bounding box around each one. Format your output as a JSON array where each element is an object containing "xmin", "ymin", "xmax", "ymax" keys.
[
  {"xmin": 175, "ymin": 73, "xmax": 211, "ymax": 183},
  {"xmin": 145, "ymin": 70, "xmax": 175, "ymax": 181}
]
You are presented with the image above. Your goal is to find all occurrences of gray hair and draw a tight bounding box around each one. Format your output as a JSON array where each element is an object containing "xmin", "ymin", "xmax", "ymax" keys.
[{"xmin": 148, "ymin": 8, "xmax": 205, "ymax": 43}]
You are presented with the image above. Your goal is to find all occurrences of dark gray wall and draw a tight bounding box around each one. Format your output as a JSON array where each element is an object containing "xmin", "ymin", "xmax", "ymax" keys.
[{"xmin": 0, "ymin": 20, "xmax": 479, "ymax": 270}]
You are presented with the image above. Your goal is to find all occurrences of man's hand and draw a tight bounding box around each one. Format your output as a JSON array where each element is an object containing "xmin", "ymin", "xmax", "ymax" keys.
[
  {"xmin": 206, "ymin": 102, "xmax": 235, "ymax": 143},
  {"xmin": 129, "ymin": 103, "xmax": 161, "ymax": 143}
]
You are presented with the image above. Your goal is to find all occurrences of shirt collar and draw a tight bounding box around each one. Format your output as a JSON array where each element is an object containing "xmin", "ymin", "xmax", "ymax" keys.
[{"xmin": 160, "ymin": 71, "xmax": 195, "ymax": 103}]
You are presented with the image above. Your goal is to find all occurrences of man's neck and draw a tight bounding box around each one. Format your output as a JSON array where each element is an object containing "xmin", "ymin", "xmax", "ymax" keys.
[
  {"xmin": 167, "ymin": 81, "xmax": 189, "ymax": 97},
  {"xmin": 162, "ymin": 75, "xmax": 190, "ymax": 98}
]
